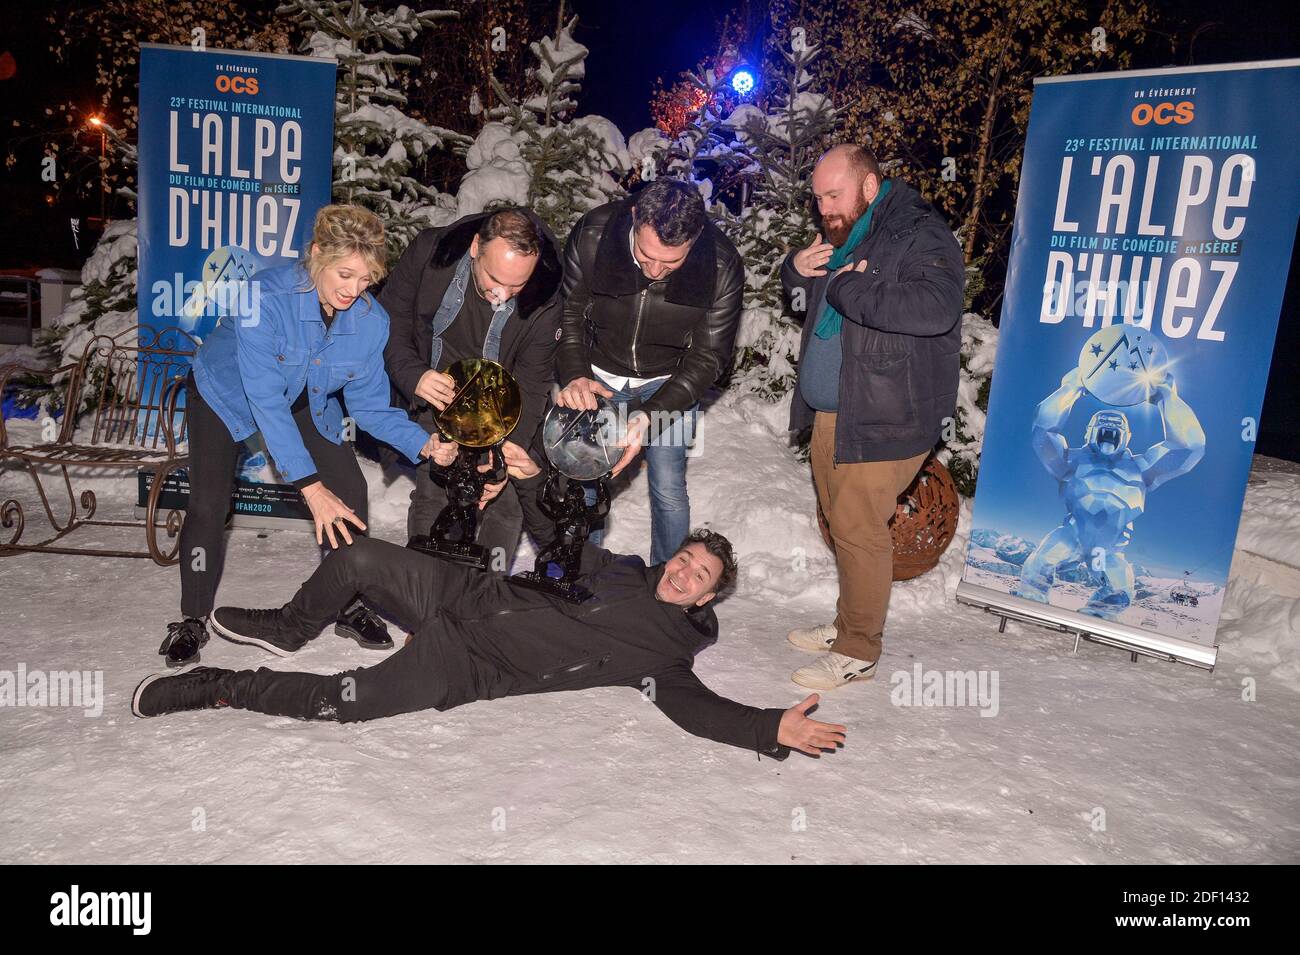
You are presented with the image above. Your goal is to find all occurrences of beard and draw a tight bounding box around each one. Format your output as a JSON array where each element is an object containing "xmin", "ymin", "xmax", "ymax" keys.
[{"xmin": 822, "ymin": 193, "xmax": 871, "ymax": 247}]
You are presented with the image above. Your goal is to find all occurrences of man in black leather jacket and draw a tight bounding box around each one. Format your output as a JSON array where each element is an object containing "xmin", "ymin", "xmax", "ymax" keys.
[
  {"xmin": 555, "ymin": 179, "xmax": 744, "ymax": 564},
  {"xmin": 132, "ymin": 520, "xmax": 847, "ymax": 761}
]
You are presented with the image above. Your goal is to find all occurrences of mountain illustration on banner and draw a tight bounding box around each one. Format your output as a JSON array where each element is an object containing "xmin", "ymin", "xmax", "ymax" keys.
[{"xmin": 179, "ymin": 245, "xmax": 263, "ymax": 338}]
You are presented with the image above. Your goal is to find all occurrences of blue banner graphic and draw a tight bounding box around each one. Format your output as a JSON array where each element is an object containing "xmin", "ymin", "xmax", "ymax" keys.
[
  {"xmin": 960, "ymin": 61, "xmax": 1300, "ymax": 661},
  {"xmin": 136, "ymin": 44, "xmax": 336, "ymax": 518}
]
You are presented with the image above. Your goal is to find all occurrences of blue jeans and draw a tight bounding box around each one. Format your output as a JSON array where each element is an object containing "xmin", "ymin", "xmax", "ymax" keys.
[{"xmin": 587, "ymin": 378, "xmax": 698, "ymax": 566}]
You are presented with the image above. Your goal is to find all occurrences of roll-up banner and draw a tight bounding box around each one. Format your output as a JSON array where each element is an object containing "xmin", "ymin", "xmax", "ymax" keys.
[
  {"xmin": 957, "ymin": 60, "xmax": 1300, "ymax": 669},
  {"xmin": 135, "ymin": 43, "xmax": 336, "ymax": 521}
]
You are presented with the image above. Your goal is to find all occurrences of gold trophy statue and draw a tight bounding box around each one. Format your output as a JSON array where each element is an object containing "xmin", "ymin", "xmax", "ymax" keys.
[{"xmin": 408, "ymin": 357, "xmax": 522, "ymax": 569}]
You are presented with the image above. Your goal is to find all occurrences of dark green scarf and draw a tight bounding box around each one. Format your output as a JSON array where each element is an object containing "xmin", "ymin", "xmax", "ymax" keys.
[{"xmin": 814, "ymin": 178, "xmax": 892, "ymax": 339}]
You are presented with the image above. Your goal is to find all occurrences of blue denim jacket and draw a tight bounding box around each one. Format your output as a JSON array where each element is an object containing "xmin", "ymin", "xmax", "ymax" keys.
[{"xmin": 192, "ymin": 264, "xmax": 428, "ymax": 484}]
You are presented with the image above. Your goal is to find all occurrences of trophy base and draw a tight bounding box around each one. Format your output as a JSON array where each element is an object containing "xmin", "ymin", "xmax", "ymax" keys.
[
  {"xmin": 509, "ymin": 570, "xmax": 593, "ymax": 603},
  {"xmin": 408, "ymin": 535, "xmax": 490, "ymax": 570}
]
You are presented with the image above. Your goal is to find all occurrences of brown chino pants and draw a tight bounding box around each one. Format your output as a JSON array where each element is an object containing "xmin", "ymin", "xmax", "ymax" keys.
[{"xmin": 810, "ymin": 411, "xmax": 928, "ymax": 663}]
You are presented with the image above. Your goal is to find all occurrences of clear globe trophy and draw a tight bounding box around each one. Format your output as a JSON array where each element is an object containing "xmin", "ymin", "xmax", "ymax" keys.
[
  {"xmin": 509, "ymin": 397, "xmax": 624, "ymax": 602},
  {"xmin": 408, "ymin": 357, "xmax": 521, "ymax": 570}
]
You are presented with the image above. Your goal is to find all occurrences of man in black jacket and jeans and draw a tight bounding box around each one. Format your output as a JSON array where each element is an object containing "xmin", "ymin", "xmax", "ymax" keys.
[
  {"xmin": 379, "ymin": 208, "xmax": 561, "ymax": 567},
  {"xmin": 783, "ymin": 145, "xmax": 963, "ymax": 691},
  {"xmin": 132, "ymin": 521, "xmax": 847, "ymax": 760},
  {"xmin": 555, "ymin": 180, "xmax": 744, "ymax": 565}
]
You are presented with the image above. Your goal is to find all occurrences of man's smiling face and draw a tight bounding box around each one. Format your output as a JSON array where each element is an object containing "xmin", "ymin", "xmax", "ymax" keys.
[{"xmin": 655, "ymin": 542, "xmax": 724, "ymax": 608}]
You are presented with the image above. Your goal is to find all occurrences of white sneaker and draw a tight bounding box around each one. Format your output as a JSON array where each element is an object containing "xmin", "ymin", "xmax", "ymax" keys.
[
  {"xmin": 787, "ymin": 622, "xmax": 837, "ymax": 653},
  {"xmin": 792, "ymin": 651, "xmax": 878, "ymax": 690}
]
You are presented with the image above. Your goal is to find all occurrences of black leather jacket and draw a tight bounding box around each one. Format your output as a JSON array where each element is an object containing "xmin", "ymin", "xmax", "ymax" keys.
[{"xmin": 556, "ymin": 198, "xmax": 744, "ymax": 418}]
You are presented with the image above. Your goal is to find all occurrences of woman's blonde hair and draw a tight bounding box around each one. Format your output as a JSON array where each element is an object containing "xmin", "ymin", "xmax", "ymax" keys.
[{"xmin": 301, "ymin": 204, "xmax": 388, "ymax": 288}]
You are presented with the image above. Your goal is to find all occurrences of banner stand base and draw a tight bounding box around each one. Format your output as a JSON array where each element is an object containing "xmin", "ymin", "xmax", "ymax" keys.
[
  {"xmin": 956, "ymin": 581, "xmax": 1218, "ymax": 670},
  {"xmin": 989, "ymin": 611, "xmax": 1139, "ymax": 660}
]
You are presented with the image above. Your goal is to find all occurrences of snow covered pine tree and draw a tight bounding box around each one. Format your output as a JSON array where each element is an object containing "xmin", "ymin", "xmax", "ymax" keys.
[
  {"xmin": 459, "ymin": 15, "xmax": 629, "ymax": 240},
  {"xmin": 716, "ymin": 34, "xmax": 840, "ymax": 400},
  {"xmin": 277, "ymin": 0, "xmax": 472, "ymax": 265}
]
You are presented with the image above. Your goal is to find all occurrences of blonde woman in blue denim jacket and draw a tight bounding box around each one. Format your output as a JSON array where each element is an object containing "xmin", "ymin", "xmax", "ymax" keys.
[{"xmin": 159, "ymin": 205, "xmax": 449, "ymax": 667}]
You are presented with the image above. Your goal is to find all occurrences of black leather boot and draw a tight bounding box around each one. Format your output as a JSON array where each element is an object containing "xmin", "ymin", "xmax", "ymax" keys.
[
  {"xmin": 334, "ymin": 598, "xmax": 394, "ymax": 650},
  {"xmin": 158, "ymin": 617, "xmax": 210, "ymax": 668}
]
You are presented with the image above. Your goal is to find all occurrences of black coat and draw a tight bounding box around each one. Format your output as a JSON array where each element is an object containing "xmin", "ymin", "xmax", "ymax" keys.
[
  {"xmin": 378, "ymin": 210, "xmax": 564, "ymax": 451},
  {"xmin": 557, "ymin": 198, "xmax": 744, "ymax": 418},
  {"xmin": 419, "ymin": 545, "xmax": 790, "ymax": 759},
  {"xmin": 783, "ymin": 180, "xmax": 964, "ymax": 464}
]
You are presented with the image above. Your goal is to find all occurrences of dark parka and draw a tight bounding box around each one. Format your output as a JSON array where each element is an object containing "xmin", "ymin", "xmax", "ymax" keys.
[
  {"xmin": 416, "ymin": 545, "xmax": 791, "ymax": 759},
  {"xmin": 557, "ymin": 197, "xmax": 744, "ymax": 418},
  {"xmin": 783, "ymin": 180, "xmax": 964, "ymax": 464},
  {"xmin": 378, "ymin": 209, "xmax": 564, "ymax": 452}
]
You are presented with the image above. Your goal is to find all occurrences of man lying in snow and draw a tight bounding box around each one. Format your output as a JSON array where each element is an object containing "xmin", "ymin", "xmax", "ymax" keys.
[{"xmin": 132, "ymin": 529, "xmax": 847, "ymax": 759}]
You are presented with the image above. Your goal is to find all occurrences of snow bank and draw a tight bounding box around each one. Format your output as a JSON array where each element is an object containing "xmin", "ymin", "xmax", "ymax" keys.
[
  {"xmin": 1217, "ymin": 470, "xmax": 1300, "ymax": 689},
  {"xmin": 1236, "ymin": 470, "xmax": 1300, "ymax": 567}
]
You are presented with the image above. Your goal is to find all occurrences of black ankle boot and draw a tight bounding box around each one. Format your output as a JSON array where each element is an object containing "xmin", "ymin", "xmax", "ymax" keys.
[
  {"xmin": 158, "ymin": 617, "xmax": 210, "ymax": 668},
  {"xmin": 334, "ymin": 598, "xmax": 393, "ymax": 650}
]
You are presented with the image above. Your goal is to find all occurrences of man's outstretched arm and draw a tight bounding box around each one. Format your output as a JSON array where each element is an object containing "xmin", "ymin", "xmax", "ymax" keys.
[{"xmin": 638, "ymin": 666, "xmax": 846, "ymax": 759}]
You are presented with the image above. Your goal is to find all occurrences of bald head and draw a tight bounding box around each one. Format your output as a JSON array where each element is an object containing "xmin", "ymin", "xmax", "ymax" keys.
[
  {"xmin": 818, "ymin": 144, "xmax": 880, "ymax": 181},
  {"xmin": 812, "ymin": 145, "xmax": 882, "ymax": 246}
]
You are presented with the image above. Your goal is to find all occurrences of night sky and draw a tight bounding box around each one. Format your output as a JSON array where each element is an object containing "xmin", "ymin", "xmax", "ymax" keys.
[{"xmin": 571, "ymin": 0, "xmax": 744, "ymax": 134}]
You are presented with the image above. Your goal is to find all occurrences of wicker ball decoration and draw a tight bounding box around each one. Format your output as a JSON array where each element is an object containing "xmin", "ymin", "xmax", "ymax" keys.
[{"xmin": 815, "ymin": 454, "xmax": 961, "ymax": 580}]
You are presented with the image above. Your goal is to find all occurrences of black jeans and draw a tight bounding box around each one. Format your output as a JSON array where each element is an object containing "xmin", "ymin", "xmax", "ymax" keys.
[
  {"xmin": 222, "ymin": 538, "xmax": 470, "ymax": 722},
  {"xmin": 179, "ymin": 381, "xmax": 369, "ymax": 619}
]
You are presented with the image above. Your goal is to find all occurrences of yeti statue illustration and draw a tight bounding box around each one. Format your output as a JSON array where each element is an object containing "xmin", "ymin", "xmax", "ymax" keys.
[{"xmin": 1015, "ymin": 365, "xmax": 1205, "ymax": 618}]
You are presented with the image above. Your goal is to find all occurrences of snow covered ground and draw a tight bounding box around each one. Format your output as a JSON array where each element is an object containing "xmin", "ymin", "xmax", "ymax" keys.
[{"xmin": 1, "ymin": 391, "xmax": 1298, "ymax": 863}]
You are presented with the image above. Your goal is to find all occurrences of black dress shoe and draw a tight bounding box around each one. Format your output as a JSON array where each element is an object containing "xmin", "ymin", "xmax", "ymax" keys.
[
  {"xmin": 334, "ymin": 598, "xmax": 394, "ymax": 650},
  {"xmin": 133, "ymin": 666, "xmax": 233, "ymax": 718},
  {"xmin": 158, "ymin": 618, "xmax": 209, "ymax": 668},
  {"xmin": 210, "ymin": 606, "xmax": 302, "ymax": 657}
]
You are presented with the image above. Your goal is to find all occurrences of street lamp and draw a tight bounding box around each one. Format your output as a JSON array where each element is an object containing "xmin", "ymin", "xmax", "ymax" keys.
[{"xmin": 87, "ymin": 114, "xmax": 106, "ymax": 221}]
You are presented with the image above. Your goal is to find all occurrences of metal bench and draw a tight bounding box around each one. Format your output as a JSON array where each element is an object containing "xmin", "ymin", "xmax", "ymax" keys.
[{"xmin": 0, "ymin": 324, "xmax": 197, "ymax": 564}]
